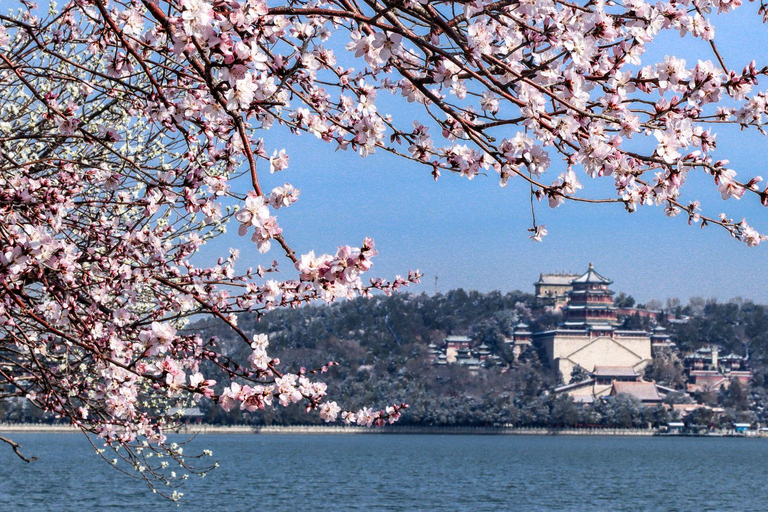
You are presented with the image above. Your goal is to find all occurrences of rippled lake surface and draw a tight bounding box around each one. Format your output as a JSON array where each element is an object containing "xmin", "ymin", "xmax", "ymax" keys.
[{"xmin": 1, "ymin": 433, "xmax": 767, "ymax": 511}]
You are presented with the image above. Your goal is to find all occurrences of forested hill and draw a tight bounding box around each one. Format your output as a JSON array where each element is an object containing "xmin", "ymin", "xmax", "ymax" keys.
[
  {"xmin": 196, "ymin": 289, "xmax": 557, "ymax": 426},
  {"xmin": 208, "ymin": 288, "xmax": 539, "ymax": 369},
  {"xmin": 6, "ymin": 290, "xmax": 768, "ymax": 427},
  {"xmin": 190, "ymin": 290, "xmax": 768, "ymax": 428}
]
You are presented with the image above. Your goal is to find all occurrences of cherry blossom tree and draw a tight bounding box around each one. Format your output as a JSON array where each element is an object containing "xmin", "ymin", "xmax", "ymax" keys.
[{"xmin": 1, "ymin": 0, "xmax": 768, "ymax": 497}]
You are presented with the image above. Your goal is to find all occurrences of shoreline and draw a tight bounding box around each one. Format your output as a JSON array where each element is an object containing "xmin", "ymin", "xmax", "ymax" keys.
[{"xmin": 0, "ymin": 423, "xmax": 725, "ymax": 436}]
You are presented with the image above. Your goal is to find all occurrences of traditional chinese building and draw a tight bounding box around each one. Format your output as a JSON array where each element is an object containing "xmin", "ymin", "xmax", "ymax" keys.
[
  {"xmin": 433, "ymin": 335, "xmax": 500, "ymax": 370},
  {"xmin": 650, "ymin": 326, "xmax": 676, "ymax": 354},
  {"xmin": 684, "ymin": 346, "xmax": 720, "ymax": 371},
  {"xmin": 505, "ymin": 322, "xmax": 533, "ymax": 361},
  {"xmin": 684, "ymin": 346, "xmax": 748, "ymax": 372},
  {"xmin": 534, "ymin": 272, "xmax": 581, "ymax": 310},
  {"xmin": 682, "ymin": 346, "xmax": 752, "ymax": 391},
  {"xmin": 686, "ymin": 371, "xmax": 752, "ymax": 393},
  {"xmin": 609, "ymin": 381, "xmax": 663, "ymax": 404},
  {"xmin": 443, "ymin": 335, "xmax": 471, "ymax": 362},
  {"xmin": 560, "ymin": 263, "xmax": 619, "ymax": 329},
  {"xmin": 535, "ymin": 263, "xmax": 652, "ymax": 384},
  {"xmin": 556, "ymin": 365, "xmax": 645, "ymax": 404}
]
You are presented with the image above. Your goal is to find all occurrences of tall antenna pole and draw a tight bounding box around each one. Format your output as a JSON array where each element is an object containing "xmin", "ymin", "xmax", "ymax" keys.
[{"xmin": 434, "ymin": 275, "xmax": 438, "ymax": 295}]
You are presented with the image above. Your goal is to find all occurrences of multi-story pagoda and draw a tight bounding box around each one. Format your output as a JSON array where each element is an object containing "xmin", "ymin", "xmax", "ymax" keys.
[{"xmin": 561, "ymin": 263, "xmax": 618, "ymax": 330}]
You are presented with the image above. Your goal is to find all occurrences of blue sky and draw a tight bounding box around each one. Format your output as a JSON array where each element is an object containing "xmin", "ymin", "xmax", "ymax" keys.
[
  {"xmin": 195, "ymin": 6, "xmax": 768, "ymax": 304},
  {"xmin": 203, "ymin": 128, "xmax": 768, "ymax": 304}
]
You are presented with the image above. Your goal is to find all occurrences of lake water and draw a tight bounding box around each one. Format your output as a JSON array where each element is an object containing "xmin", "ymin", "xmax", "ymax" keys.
[{"xmin": 0, "ymin": 433, "xmax": 765, "ymax": 511}]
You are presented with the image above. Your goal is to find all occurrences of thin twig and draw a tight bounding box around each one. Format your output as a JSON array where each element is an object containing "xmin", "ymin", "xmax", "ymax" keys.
[{"xmin": 0, "ymin": 435, "xmax": 38, "ymax": 463}]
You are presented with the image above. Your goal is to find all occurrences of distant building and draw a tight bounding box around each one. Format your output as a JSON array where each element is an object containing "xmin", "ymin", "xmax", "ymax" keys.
[
  {"xmin": 684, "ymin": 346, "xmax": 748, "ymax": 372},
  {"xmin": 505, "ymin": 322, "xmax": 532, "ymax": 361},
  {"xmin": 554, "ymin": 364, "xmax": 669, "ymax": 405},
  {"xmin": 684, "ymin": 346, "xmax": 720, "ymax": 371},
  {"xmin": 443, "ymin": 335, "xmax": 471, "ymax": 363},
  {"xmin": 534, "ymin": 272, "xmax": 580, "ymax": 310},
  {"xmin": 535, "ymin": 263, "xmax": 652, "ymax": 382},
  {"xmin": 733, "ymin": 423, "xmax": 753, "ymax": 434},
  {"xmin": 667, "ymin": 422, "xmax": 685, "ymax": 433},
  {"xmin": 687, "ymin": 370, "xmax": 752, "ymax": 393},
  {"xmin": 427, "ymin": 342, "xmax": 441, "ymax": 362},
  {"xmin": 593, "ymin": 366, "xmax": 639, "ymax": 385},
  {"xmin": 434, "ymin": 335, "xmax": 500, "ymax": 370},
  {"xmin": 453, "ymin": 346, "xmax": 482, "ymax": 369},
  {"xmin": 719, "ymin": 353, "xmax": 748, "ymax": 372},
  {"xmin": 650, "ymin": 326, "xmax": 676, "ymax": 355},
  {"xmin": 683, "ymin": 346, "xmax": 752, "ymax": 392},
  {"xmin": 609, "ymin": 381, "xmax": 663, "ymax": 404}
]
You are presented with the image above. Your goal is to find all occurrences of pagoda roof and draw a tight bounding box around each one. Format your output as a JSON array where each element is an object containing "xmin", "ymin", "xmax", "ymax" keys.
[
  {"xmin": 686, "ymin": 347, "xmax": 717, "ymax": 358},
  {"xmin": 571, "ymin": 263, "xmax": 613, "ymax": 285}
]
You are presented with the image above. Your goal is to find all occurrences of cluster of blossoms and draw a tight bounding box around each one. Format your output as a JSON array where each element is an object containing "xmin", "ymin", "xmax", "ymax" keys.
[
  {"xmin": 1, "ymin": 0, "xmax": 767, "ymax": 497},
  {"xmin": 296, "ymin": 237, "xmax": 380, "ymax": 301}
]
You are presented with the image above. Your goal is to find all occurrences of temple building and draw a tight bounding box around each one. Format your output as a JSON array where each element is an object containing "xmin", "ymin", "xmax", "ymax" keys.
[
  {"xmin": 650, "ymin": 326, "xmax": 676, "ymax": 354},
  {"xmin": 555, "ymin": 365, "xmax": 645, "ymax": 404},
  {"xmin": 505, "ymin": 322, "xmax": 533, "ymax": 361},
  {"xmin": 684, "ymin": 346, "xmax": 748, "ymax": 372},
  {"xmin": 535, "ymin": 263, "xmax": 652, "ymax": 384},
  {"xmin": 433, "ymin": 335, "xmax": 501, "ymax": 370},
  {"xmin": 609, "ymin": 381, "xmax": 663, "ymax": 404},
  {"xmin": 534, "ymin": 272, "xmax": 581, "ymax": 310},
  {"xmin": 684, "ymin": 346, "xmax": 752, "ymax": 393}
]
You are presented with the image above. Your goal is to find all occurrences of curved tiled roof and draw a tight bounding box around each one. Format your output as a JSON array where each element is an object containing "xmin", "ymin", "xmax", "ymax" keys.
[
  {"xmin": 571, "ymin": 262, "xmax": 613, "ymax": 285},
  {"xmin": 611, "ymin": 381, "xmax": 662, "ymax": 402}
]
